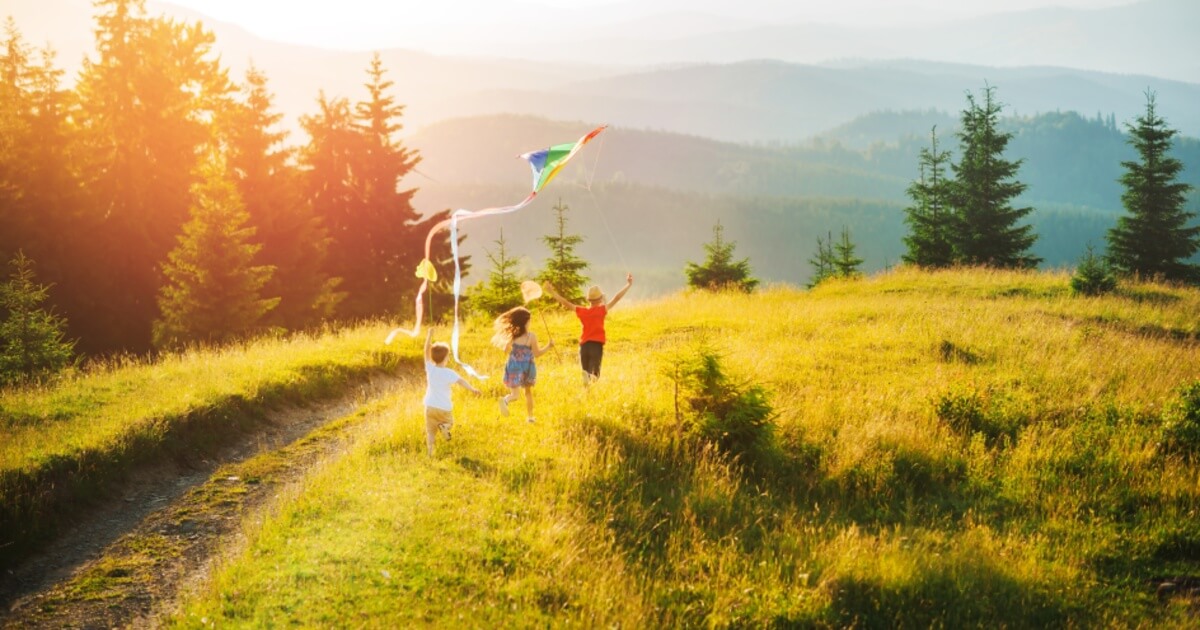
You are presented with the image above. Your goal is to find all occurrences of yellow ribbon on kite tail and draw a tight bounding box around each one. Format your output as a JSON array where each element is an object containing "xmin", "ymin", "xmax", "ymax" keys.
[{"xmin": 384, "ymin": 124, "xmax": 608, "ymax": 375}]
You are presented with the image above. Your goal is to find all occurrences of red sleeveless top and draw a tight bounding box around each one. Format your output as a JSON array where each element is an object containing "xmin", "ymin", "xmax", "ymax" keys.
[{"xmin": 575, "ymin": 304, "xmax": 607, "ymax": 344}]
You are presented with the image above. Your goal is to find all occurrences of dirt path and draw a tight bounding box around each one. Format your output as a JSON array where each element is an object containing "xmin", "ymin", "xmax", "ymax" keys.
[{"xmin": 0, "ymin": 375, "xmax": 404, "ymax": 629}]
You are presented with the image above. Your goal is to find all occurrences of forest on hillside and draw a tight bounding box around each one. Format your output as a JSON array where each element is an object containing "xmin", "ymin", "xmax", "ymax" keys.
[
  {"xmin": 409, "ymin": 111, "xmax": 1200, "ymax": 209},
  {"xmin": 0, "ymin": 2, "xmax": 458, "ymax": 356}
]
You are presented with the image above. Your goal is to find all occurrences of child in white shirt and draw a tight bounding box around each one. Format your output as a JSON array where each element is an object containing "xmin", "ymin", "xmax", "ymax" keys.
[{"xmin": 423, "ymin": 328, "xmax": 480, "ymax": 456}]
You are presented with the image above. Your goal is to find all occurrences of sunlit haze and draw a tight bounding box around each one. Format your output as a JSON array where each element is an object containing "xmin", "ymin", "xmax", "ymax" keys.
[{"xmin": 162, "ymin": 0, "xmax": 1137, "ymax": 52}]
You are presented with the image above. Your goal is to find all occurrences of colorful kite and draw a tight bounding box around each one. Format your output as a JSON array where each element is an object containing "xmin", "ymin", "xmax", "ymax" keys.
[{"xmin": 385, "ymin": 125, "xmax": 608, "ymax": 378}]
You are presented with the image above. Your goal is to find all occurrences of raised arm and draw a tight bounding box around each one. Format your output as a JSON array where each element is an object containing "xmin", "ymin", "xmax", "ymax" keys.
[
  {"xmin": 542, "ymin": 281, "xmax": 578, "ymax": 309},
  {"xmin": 606, "ymin": 273, "xmax": 634, "ymax": 309},
  {"xmin": 424, "ymin": 328, "xmax": 433, "ymax": 362}
]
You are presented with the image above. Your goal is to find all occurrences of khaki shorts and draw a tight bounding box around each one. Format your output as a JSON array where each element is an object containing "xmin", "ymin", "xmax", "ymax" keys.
[{"xmin": 425, "ymin": 407, "xmax": 454, "ymax": 435}]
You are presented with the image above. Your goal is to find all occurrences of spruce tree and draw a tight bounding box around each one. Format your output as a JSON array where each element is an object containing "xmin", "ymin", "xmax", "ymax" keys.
[
  {"xmin": 226, "ymin": 66, "xmax": 341, "ymax": 329},
  {"xmin": 75, "ymin": 0, "xmax": 232, "ymax": 351},
  {"xmin": 951, "ymin": 85, "xmax": 1040, "ymax": 268},
  {"xmin": 807, "ymin": 231, "xmax": 835, "ymax": 288},
  {"xmin": 685, "ymin": 220, "xmax": 758, "ymax": 292},
  {"xmin": 833, "ymin": 227, "xmax": 864, "ymax": 278},
  {"xmin": 903, "ymin": 126, "xmax": 956, "ymax": 267},
  {"xmin": 344, "ymin": 52, "xmax": 424, "ymax": 317},
  {"xmin": 153, "ymin": 157, "xmax": 279, "ymax": 349},
  {"xmin": 469, "ymin": 229, "xmax": 524, "ymax": 316},
  {"xmin": 1070, "ymin": 243, "xmax": 1117, "ymax": 296},
  {"xmin": 0, "ymin": 251, "xmax": 75, "ymax": 385},
  {"xmin": 536, "ymin": 199, "xmax": 589, "ymax": 302},
  {"xmin": 0, "ymin": 18, "xmax": 33, "ymax": 262},
  {"xmin": 1106, "ymin": 91, "xmax": 1199, "ymax": 283}
]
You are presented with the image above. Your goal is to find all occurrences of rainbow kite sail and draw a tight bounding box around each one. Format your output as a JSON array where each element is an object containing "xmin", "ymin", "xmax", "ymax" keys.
[{"xmin": 385, "ymin": 125, "xmax": 608, "ymax": 378}]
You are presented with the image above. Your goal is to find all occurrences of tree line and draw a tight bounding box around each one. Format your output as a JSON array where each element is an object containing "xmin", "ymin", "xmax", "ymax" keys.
[
  {"xmin": 0, "ymin": 0, "xmax": 457, "ymax": 361},
  {"xmin": 901, "ymin": 85, "xmax": 1198, "ymax": 284}
]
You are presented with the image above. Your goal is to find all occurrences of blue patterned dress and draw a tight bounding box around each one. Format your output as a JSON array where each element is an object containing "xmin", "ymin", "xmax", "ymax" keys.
[{"xmin": 503, "ymin": 342, "xmax": 537, "ymax": 388}]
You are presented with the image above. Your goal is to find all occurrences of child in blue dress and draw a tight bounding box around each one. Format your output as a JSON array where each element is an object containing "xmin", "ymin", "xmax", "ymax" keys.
[{"xmin": 493, "ymin": 306, "xmax": 553, "ymax": 423}]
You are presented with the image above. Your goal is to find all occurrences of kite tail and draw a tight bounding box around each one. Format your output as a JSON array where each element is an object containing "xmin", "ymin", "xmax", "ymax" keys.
[{"xmin": 384, "ymin": 194, "xmax": 540, "ymax": 376}]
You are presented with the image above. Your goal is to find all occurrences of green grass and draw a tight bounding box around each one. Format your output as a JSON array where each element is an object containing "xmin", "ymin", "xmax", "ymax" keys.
[
  {"xmin": 16, "ymin": 267, "xmax": 1200, "ymax": 626},
  {"xmin": 0, "ymin": 323, "xmax": 413, "ymax": 569},
  {"xmin": 167, "ymin": 268, "xmax": 1200, "ymax": 627}
]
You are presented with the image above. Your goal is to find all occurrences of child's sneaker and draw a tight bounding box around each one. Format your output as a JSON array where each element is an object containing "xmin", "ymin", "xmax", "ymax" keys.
[
  {"xmin": 526, "ymin": 416, "xmax": 535, "ymax": 424},
  {"xmin": 439, "ymin": 423, "xmax": 452, "ymax": 440},
  {"xmin": 499, "ymin": 397, "xmax": 510, "ymax": 416}
]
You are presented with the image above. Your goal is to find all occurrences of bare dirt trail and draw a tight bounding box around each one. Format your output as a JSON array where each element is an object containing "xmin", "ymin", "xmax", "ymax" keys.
[{"xmin": 0, "ymin": 374, "xmax": 406, "ymax": 629}]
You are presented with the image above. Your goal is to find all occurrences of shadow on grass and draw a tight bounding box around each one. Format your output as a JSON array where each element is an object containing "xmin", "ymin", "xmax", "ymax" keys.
[
  {"xmin": 563, "ymin": 414, "xmax": 1092, "ymax": 625},
  {"xmin": 454, "ymin": 456, "xmax": 496, "ymax": 478},
  {"xmin": 810, "ymin": 560, "xmax": 1082, "ymax": 629}
]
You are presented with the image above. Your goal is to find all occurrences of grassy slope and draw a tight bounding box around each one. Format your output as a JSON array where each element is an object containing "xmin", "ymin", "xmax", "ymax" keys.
[
  {"xmin": 109, "ymin": 269, "xmax": 1200, "ymax": 626},
  {"xmin": 0, "ymin": 324, "xmax": 412, "ymax": 568}
]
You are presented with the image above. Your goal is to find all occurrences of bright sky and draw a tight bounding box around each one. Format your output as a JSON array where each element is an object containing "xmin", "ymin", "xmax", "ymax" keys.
[{"xmin": 163, "ymin": 0, "xmax": 1136, "ymax": 52}]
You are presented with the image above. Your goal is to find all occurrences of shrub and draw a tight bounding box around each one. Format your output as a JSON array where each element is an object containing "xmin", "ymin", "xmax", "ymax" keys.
[
  {"xmin": 674, "ymin": 347, "xmax": 775, "ymax": 469},
  {"xmin": 935, "ymin": 387, "xmax": 1023, "ymax": 447},
  {"xmin": 0, "ymin": 251, "xmax": 75, "ymax": 386},
  {"xmin": 1070, "ymin": 244, "xmax": 1117, "ymax": 296},
  {"xmin": 1160, "ymin": 380, "xmax": 1200, "ymax": 458},
  {"xmin": 685, "ymin": 221, "xmax": 758, "ymax": 293}
]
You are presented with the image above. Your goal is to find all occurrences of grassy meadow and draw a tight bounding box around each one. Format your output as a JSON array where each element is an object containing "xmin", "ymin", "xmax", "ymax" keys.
[
  {"xmin": 156, "ymin": 268, "xmax": 1200, "ymax": 627},
  {"xmin": 0, "ymin": 325, "xmax": 410, "ymax": 568}
]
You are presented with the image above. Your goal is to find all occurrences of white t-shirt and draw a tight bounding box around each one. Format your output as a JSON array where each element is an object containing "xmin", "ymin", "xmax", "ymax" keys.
[{"xmin": 424, "ymin": 360, "xmax": 462, "ymax": 411}]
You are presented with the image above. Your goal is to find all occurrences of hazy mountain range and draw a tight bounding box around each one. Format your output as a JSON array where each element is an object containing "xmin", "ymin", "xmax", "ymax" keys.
[{"xmin": 6, "ymin": 0, "xmax": 1199, "ymax": 144}]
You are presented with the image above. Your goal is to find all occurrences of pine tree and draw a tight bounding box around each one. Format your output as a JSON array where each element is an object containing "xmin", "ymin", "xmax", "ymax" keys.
[
  {"xmin": 153, "ymin": 156, "xmax": 278, "ymax": 349},
  {"xmin": 903, "ymin": 126, "xmax": 956, "ymax": 267},
  {"xmin": 225, "ymin": 66, "xmax": 341, "ymax": 329},
  {"xmin": 1070, "ymin": 243, "xmax": 1117, "ymax": 296},
  {"xmin": 807, "ymin": 231, "xmax": 835, "ymax": 288},
  {"xmin": 685, "ymin": 220, "xmax": 758, "ymax": 292},
  {"xmin": 536, "ymin": 199, "xmax": 589, "ymax": 302},
  {"xmin": 0, "ymin": 23, "xmax": 92, "ymax": 352},
  {"xmin": 75, "ymin": 0, "xmax": 233, "ymax": 351},
  {"xmin": 344, "ymin": 52, "xmax": 424, "ymax": 317},
  {"xmin": 469, "ymin": 229, "xmax": 524, "ymax": 316},
  {"xmin": 0, "ymin": 18, "xmax": 33, "ymax": 263},
  {"xmin": 951, "ymin": 85, "xmax": 1040, "ymax": 269},
  {"xmin": 302, "ymin": 55, "xmax": 452, "ymax": 320},
  {"xmin": 833, "ymin": 227, "xmax": 864, "ymax": 278},
  {"xmin": 1106, "ymin": 91, "xmax": 1199, "ymax": 283},
  {"xmin": 0, "ymin": 251, "xmax": 74, "ymax": 385}
]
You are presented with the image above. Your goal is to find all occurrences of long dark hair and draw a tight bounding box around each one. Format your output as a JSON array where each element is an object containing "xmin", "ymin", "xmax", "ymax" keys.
[{"xmin": 492, "ymin": 306, "xmax": 531, "ymax": 347}]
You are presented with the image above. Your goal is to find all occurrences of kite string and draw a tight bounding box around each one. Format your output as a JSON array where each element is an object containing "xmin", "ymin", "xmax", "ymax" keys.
[
  {"xmin": 583, "ymin": 128, "xmax": 606, "ymax": 191},
  {"xmin": 588, "ymin": 187, "xmax": 628, "ymax": 271},
  {"xmin": 578, "ymin": 132, "xmax": 629, "ymax": 271}
]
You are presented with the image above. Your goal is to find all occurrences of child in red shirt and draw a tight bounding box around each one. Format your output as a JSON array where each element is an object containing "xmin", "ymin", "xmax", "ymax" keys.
[{"xmin": 544, "ymin": 273, "xmax": 633, "ymax": 385}]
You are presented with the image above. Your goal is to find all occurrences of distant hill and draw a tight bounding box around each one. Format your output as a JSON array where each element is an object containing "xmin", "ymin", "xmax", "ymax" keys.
[
  {"xmin": 5, "ymin": 0, "xmax": 1199, "ymax": 143},
  {"xmin": 472, "ymin": 60, "xmax": 1200, "ymax": 143},
  {"xmin": 405, "ymin": 112, "xmax": 1200, "ymax": 209},
  {"xmin": 404, "ymin": 114, "xmax": 1199, "ymax": 290},
  {"xmin": 539, "ymin": 0, "xmax": 1200, "ymax": 83}
]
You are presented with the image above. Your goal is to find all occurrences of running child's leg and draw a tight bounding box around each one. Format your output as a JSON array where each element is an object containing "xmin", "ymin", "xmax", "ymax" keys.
[
  {"xmin": 424, "ymin": 407, "xmax": 440, "ymax": 456},
  {"xmin": 500, "ymin": 387, "xmax": 519, "ymax": 416}
]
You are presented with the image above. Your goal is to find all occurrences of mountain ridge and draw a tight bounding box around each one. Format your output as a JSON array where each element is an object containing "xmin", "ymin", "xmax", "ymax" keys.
[{"xmin": 4, "ymin": 0, "xmax": 1197, "ymax": 143}]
